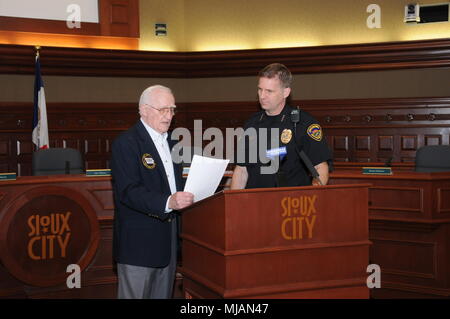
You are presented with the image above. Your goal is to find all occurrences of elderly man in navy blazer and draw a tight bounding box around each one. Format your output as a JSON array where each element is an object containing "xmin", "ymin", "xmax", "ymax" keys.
[{"xmin": 111, "ymin": 85, "xmax": 194, "ymax": 299}]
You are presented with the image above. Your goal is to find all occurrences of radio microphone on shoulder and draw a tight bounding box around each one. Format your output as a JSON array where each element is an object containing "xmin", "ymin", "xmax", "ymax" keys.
[{"xmin": 290, "ymin": 107, "xmax": 321, "ymax": 184}]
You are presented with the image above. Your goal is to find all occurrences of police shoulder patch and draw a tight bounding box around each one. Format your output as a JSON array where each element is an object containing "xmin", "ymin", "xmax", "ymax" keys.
[{"xmin": 307, "ymin": 124, "xmax": 322, "ymax": 141}]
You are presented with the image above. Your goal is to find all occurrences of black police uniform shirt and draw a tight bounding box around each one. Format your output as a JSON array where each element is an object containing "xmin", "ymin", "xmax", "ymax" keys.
[{"xmin": 237, "ymin": 104, "xmax": 332, "ymax": 189}]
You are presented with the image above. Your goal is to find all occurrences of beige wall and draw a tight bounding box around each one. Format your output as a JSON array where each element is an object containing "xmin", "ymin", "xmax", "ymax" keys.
[
  {"xmin": 1, "ymin": 1, "xmax": 448, "ymax": 51},
  {"xmin": 5, "ymin": 0, "xmax": 450, "ymax": 104},
  {"xmin": 139, "ymin": 0, "xmax": 185, "ymax": 51},
  {"xmin": 0, "ymin": 75, "xmax": 185, "ymax": 103},
  {"xmin": 140, "ymin": 0, "xmax": 450, "ymax": 51},
  {"xmin": 2, "ymin": 68, "xmax": 449, "ymax": 103}
]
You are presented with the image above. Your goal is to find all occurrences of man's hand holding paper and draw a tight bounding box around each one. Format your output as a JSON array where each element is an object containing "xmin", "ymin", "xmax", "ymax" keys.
[{"xmin": 183, "ymin": 155, "xmax": 230, "ymax": 202}]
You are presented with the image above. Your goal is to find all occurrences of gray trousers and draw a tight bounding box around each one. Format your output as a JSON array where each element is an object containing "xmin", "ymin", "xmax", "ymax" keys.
[{"xmin": 117, "ymin": 220, "xmax": 177, "ymax": 299}]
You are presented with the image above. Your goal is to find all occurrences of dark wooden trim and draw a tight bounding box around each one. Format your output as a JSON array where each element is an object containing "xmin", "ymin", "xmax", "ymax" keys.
[
  {"xmin": 0, "ymin": 38, "xmax": 450, "ymax": 77},
  {"xmin": 0, "ymin": 16, "xmax": 101, "ymax": 35},
  {"xmin": 99, "ymin": 0, "xmax": 139, "ymax": 37},
  {"xmin": 1, "ymin": 97, "xmax": 449, "ymax": 131},
  {"xmin": 185, "ymin": 38, "xmax": 450, "ymax": 77},
  {"xmin": 0, "ymin": 44, "xmax": 186, "ymax": 77},
  {"xmin": 299, "ymin": 96, "xmax": 450, "ymax": 126}
]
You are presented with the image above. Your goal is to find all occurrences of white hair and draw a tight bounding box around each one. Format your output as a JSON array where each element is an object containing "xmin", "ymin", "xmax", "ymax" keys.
[{"xmin": 138, "ymin": 85, "xmax": 173, "ymax": 115}]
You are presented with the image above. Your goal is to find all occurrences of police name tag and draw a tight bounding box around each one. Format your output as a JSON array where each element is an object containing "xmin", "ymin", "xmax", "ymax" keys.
[{"xmin": 266, "ymin": 147, "xmax": 287, "ymax": 160}]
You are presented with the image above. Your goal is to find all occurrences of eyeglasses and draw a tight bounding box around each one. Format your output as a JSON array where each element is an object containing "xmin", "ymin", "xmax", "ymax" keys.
[{"xmin": 145, "ymin": 104, "xmax": 176, "ymax": 116}]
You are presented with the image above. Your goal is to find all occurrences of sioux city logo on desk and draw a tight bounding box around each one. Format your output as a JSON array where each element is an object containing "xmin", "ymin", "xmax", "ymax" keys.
[
  {"xmin": 27, "ymin": 212, "xmax": 71, "ymax": 260},
  {"xmin": 0, "ymin": 190, "xmax": 99, "ymax": 288},
  {"xmin": 281, "ymin": 195, "xmax": 317, "ymax": 240}
]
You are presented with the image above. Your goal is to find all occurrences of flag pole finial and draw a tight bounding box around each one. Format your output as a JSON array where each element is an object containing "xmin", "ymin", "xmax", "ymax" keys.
[{"xmin": 35, "ymin": 46, "xmax": 41, "ymax": 57}]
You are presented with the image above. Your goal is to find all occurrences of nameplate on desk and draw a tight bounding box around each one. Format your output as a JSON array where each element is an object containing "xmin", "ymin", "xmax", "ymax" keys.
[
  {"xmin": 86, "ymin": 169, "xmax": 111, "ymax": 177},
  {"xmin": 362, "ymin": 167, "xmax": 393, "ymax": 175},
  {"xmin": 0, "ymin": 172, "xmax": 17, "ymax": 181}
]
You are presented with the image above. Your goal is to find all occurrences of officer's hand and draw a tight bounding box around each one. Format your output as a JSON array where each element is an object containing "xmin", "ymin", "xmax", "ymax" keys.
[{"xmin": 169, "ymin": 192, "xmax": 194, "ymax": 210}]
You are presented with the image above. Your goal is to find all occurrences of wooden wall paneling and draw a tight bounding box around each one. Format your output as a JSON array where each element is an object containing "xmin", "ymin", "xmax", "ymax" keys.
[
  {"xmin": 0, "ymin": 0, "xmax": 139, "ymax": 38},
  {"xmin": 0, "ymin": 136, "xmax": 11, "ymax": 172},
  {"xmin": 1, "ymin": 38, "xmax": 450, "ymax": 77},
  {"xmin": 301, "ymin": 97, "xmax": 450, "ymax": 165},
  {"xmin": 370, "ymin": 186, "xmax": 425, "ymax": 216},
  {"xmin": 326, "ymin": 127, "xmax": 450, "ymax": 164},
  {"xmin": 99, "ymin": 0, "xmax": 139, "ymax": 37},
  {"xmin": 0, "ymin": 44, "xmax": 187, "ymax": 77},
  {"xmin": 424, "ymin": 135, "xmax": 442, "ymax": 146},
  {"xmin": 370, "ymin": 221, "xmax": 450, "ymax": 298},
  {"xmin": 85, "ymin": 137, "xmax": 99, "ymax": 156},
  {"xmin": 0, "ymin": 263, "xmax": 28, "ymax": 298},
  {"xmin": 83, "ymin": 133, "xmax": 119, "ymax": 169},
  {"xmin": 330, "ymin": 172, "xmax": 450, "ymax": 297},
  {"xmin": 400, "ymin": 135, "xmax": 418, "ymax": 162},
  {"xmin": 47, "ymin": 103, "xmax": 138, "ymax": 170},
  {"xmin": 0, "ymin": 16, "xmax": 100, "ymax": 36},
  {"xmin": 1, "ymin": 97, "xmax": 449, "ymax": 175},
  {"xmin": 0, "ymin": 102, "xmax": 139, "ymax": 175},
  {"xmin": 185, "ymin": 39, "xmax": 450, "ymax": 77},
  {"xmin": 379, "ymin": 135, "xmax": 394, "ymax": 151},
  {"xmin": 16, "ymin": 134, "xmax": 33, "ymax": 176},
  {"xmin": 371, "ymin": 237, "xmax": 436, "ymax": 279},
  {"xmin": 437, "ymin": 188, "xmax": 450, "ymax": 215},
  {"xmin": 331, "ymin": 135, "xmax": 350, "ymax": 162}
]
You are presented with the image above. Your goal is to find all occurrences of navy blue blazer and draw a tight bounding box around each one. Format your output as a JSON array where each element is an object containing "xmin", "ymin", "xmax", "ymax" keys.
[{"xmin": 111, "ymin": 120, "xmax": 184, "ymax": 268}]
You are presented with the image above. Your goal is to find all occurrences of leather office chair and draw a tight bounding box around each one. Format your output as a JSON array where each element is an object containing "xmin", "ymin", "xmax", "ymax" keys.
[
  {"xmin": 415, "ymin": 145, "xmax": 450, "ymax": 172},
  {"xmin": 32, "ymin": 148, "xmax": 84, "ymax": 176}
]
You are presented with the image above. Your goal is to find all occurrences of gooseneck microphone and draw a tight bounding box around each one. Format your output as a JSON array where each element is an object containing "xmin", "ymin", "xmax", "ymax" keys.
[{"xmin": 290, "ymin": 108, "xmax": 322, "ymax": 185}]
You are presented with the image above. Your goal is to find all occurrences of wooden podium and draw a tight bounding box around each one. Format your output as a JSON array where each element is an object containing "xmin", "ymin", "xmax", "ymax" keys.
[{"xmin": 179, "ymin": 184, "xmax": 371, "ymax": 299}]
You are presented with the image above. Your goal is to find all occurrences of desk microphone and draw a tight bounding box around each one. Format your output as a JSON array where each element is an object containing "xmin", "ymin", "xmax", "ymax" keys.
[{"xmin": 290, "ymin": 108, "xmax": 322, "ymax": 185}]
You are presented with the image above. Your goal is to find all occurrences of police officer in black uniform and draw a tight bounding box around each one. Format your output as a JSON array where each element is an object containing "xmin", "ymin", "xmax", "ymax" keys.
[{"xmin": 230, "ymin": 63, "xmax": 332, "ymax": 189}]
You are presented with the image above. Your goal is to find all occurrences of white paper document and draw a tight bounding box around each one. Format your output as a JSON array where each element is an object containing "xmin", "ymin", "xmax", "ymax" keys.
[{"xmin": 184, "ymin": 155, "xmax": 230, "ymax": 202}]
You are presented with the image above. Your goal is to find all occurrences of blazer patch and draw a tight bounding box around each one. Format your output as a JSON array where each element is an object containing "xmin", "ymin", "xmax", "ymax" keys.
[{"xmin": 142, "ymin": 153, "xmax": 156, "ymax": 169}]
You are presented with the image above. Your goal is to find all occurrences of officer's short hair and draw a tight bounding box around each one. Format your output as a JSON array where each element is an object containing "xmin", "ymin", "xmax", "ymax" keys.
[{"xmin": 258, "ymin": 63, "xmax": 292, "ymax": 88}]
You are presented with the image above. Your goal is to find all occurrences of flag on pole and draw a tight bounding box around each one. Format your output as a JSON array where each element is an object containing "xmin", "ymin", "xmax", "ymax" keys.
[{"xmin": 32, "ymin": 50, "xmax": 49, "ymax": 150}]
